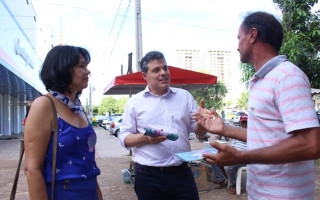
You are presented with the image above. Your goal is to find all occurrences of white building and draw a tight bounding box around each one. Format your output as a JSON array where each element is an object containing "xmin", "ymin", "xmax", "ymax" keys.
[
  {"xmin": 176, "ymin": 49, "xmax": 202, "ymax": 71},
  {"xmin": 176, "ymin": 49, "xmax": 245, "ymax": 103},
  {"xmin": 0, "ymin": 0, "xmax": 51, "ymax": 137}
]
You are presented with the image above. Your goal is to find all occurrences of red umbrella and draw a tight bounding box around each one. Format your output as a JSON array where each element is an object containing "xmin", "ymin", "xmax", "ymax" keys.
[{"xmin": 103, "ymin": 66, "xmax": 217, "ymax": 95}]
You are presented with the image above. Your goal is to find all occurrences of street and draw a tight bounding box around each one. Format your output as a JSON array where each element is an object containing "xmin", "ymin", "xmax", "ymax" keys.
[{"xmin": 1, "ymin": 126, "xmax": 320, "ymax": 199}]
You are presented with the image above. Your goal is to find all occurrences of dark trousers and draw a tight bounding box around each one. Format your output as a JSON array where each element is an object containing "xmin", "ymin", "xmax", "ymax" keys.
[{"xmin": 134, "ymin": 163, "xmax": 199, "ymax": 200}]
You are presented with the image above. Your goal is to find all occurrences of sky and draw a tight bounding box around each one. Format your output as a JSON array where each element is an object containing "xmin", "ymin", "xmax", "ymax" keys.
[{"xmin": 31, "ymin": 0, "xmax": 283, "ymax": 105}]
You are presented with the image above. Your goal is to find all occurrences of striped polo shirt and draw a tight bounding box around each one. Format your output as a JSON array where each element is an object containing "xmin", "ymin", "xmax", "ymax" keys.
[
  {"xmin": 247, "ymin": 55, "xmax": 319, "ymax": 199},
  {"xmin": 232, "ymin": 138, "xmax": 247, "ymax": 151}
]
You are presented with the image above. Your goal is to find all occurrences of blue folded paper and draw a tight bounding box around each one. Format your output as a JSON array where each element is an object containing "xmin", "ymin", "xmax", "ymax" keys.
[{"xmin": 175, "ymin": 147, "xmax": 218, "ymax": 162}]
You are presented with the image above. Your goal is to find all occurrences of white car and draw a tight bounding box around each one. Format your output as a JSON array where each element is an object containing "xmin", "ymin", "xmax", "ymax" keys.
[
  {"xmin": 232, "ymin": 112, "xmax": 245, "ymax": 126},
  {"xmin": 109, "ymin": 116, "xmax": 123, "ymax": 137},
  {"xmin": 102, "ymin": 114, "xmax": 122, "ymax": 130},
  {"xmin": 101, "ymin": 119, "xmax": 111, "ymax": 130}
]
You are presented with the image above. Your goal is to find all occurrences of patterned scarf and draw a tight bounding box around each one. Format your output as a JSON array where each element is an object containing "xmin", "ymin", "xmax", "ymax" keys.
[{"xmin": 49, "ymin": 90, "xmax": 84, "ymax": 114}]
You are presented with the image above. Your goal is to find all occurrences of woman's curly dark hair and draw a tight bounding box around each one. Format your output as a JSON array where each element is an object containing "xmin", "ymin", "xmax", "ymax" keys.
[{"xmin": 40, "ymin": 45, "xmax": 90, "ymax": 95}]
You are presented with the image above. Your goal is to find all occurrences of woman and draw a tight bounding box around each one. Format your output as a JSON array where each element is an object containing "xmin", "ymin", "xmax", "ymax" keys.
[{"xmin": 24, "ymin": 45, "xmax": 102, "ymax": 200}]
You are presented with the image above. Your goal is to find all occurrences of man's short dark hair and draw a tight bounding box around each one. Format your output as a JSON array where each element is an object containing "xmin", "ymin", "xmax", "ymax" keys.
[
  {"xmin": 40, "ymin": 45, "xmax": 90, "ymax": 94},
  {"xmin": 140, "ymin": 51, "xmax": 166, "ymax": 73},
  {"xmin": 242, "ymin": 11, "xmax": 283, "ymax": 52}
]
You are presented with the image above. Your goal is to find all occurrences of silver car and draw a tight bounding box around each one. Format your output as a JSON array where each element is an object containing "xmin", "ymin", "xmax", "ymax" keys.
[
  {"xmin": 232, "ymin": 112, "xmax": 245, "ymax": 126},
  {"xmin": 109, "ymin": 116, "xmax": 123, "ymax": 137}
]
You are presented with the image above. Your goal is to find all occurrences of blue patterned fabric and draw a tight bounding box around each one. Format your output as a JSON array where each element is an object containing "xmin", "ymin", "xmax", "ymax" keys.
[
  {"xmin": 49, "ymin": 90, "xmax": 84, "ymax": 114},
  {"xmin": 42, "ymin": 115, "xmax": 100, "ymax": 183}
]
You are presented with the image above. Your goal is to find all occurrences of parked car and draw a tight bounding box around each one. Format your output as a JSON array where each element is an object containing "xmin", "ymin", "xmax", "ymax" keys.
[
  {"xmin": 225, "ymin": 110, "xmax": 237, "ymax": 120},
  {"xmin": 101, "ymin": 119, "xmax": 109, "ymax": 130},
  {"xmin": 109, "ymin": 116, "xmax": 123, "ymax": 137},
  {"xmin": 98, "ymin": 116, "xmax": 108, "ymax": 127},
  {"xmin": 232, "ymin": 112, "xmax": 246, "ymax": 126},
  {"xmin": 102, "ymin": 117, "xmax": 114, "ymax": 130},
  {"xmin": 102, "ymin": 114, "xmax": 122, "ymax": 130}
]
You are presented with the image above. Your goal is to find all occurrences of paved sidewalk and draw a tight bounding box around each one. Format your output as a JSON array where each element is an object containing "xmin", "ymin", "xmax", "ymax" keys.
[{"xmin": 1, "ymin": 127, "xmax": 319, "ymax": 200}]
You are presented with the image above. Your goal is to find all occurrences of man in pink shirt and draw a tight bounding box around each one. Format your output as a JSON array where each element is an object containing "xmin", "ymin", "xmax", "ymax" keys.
[{"xmin": 193, "ymin": 11, "xmax": 320, "ymax": 199}]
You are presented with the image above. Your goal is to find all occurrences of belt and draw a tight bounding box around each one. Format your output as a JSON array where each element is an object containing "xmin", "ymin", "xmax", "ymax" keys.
[{"xmin": 135, "ymin": 162, "xmax": 189, "ymax": 173}]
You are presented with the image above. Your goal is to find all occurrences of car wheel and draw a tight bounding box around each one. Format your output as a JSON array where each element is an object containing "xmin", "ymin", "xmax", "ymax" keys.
[{"xmin": 115, "ymin": 129, "xmax": 119, "ymax": 137}]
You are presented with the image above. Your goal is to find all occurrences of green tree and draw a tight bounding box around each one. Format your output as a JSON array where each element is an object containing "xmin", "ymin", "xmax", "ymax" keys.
[
  {"xmin": 225, "ymin": 100, "xmax": 233, "ymax": 107},
  {"xmin": 237, "ymin": 91, "xmax": 249, "ymax": 110},
  {"xmin": 93, "ymin": 105, "xmax": 99, "ymax": 115},
  {"xmin": 98, "ymin": 97, "xmax": 117, "ymax": 115},
  {"xmin": 114, "ymin": 97, "xmax": 128, "ymax": 114},
  {"xmin": 239, "ymin": 63, "xmax": 255, "ymax": 89},
  {"xmin": 239, "ymin": 1, "xmax": 320, "ymax": 88},
  {"xmin": 191, "ymin": 81, "xmax": 227, "ymax": 110}
]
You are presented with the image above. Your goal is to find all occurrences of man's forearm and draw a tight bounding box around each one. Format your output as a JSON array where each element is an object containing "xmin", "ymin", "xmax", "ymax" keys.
[
  {"xmin": 240, "ymin": 127, "xmax": 320, "ymax": 164},
  {"xmin": 124, "ymin": 133, "xmax": 149, "ymax": 147},
  {"xmin": 223, "ymin": 126, "xmax": 247, "ymax": 142}
]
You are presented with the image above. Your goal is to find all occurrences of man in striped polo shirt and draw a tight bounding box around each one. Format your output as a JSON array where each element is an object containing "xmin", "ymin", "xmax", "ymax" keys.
[{"xmin": 193, "ymin": 11, "xmax": 320, "ymax": 199}]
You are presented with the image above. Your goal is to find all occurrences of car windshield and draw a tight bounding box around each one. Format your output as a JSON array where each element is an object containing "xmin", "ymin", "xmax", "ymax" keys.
[{"xmin": 111, "ymin": 116, "xmax": 122, "ymax": 121}]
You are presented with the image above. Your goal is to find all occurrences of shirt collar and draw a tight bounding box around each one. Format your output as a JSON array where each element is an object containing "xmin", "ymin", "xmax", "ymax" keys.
[
  {"xmin": 253, "ymin": 55, "xmax": 288, "ymax": 79},
  {"xmin": 143, "ymin": 86, "xmax": 177, "ymax": 97}
]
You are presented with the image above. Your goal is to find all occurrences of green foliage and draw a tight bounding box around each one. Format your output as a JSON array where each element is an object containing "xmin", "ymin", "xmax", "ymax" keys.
[
  {"xmin": 116, "ymin": 97, "xmax": 128, "ymax": 114},
  {"xmin": 93, "ymin": 105, "xmax": 99, "ymax": 115},
  {"xmin": 237, "ymin": 91, "xmax": 249, "ymax": 110},
  {"xmin": 97, "ymin": 96, "xmax": 128, "ymax": 115},
  {"xmin": 98, "ymin": 97, "xmax": 117, "ymax": 115},
  {"xmin": 191, "ymin": 81, "xmax": 227, "ymax": 110},
  {"xmin": 225, "ymin": 100, "xmax": 233, "ymax": 107},
  {"xmin": 239, "ymin": 63, "xmax": 255, "ymax": 89}
]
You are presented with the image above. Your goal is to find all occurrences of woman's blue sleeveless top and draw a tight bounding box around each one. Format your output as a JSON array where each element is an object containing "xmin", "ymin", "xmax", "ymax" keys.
[{"xmin": 43, "ymin": 115, "xmax": 100, "ymax": 182}]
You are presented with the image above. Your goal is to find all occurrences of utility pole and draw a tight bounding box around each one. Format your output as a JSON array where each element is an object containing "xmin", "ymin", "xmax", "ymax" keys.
[
  {"xmin": 89, "ymin": 83, "xmax": 92, "ymax": 118},
  {"xmin": 89, "ymin": 83, "xmax": 95, "ymax": 118},
  {"xmin": 135, "ymin": 0, "xmax": 142, "ymax": 72}
]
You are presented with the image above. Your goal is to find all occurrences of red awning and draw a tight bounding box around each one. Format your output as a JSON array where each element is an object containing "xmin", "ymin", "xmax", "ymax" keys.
[{"xmin": 103, "ymin": 66, "xmax": 217, "ymax": 95}]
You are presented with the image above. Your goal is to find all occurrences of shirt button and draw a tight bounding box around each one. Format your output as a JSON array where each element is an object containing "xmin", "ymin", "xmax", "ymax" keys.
[
  {"xmin": 65, "ymin": 179, "xmax": 70, "ymax": 183},
  {"xmin": 64, "ymin": 185, "xmax": 69, "ymax": 190}
]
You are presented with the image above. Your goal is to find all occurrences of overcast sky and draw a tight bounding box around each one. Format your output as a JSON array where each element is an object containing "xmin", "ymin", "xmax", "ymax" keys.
[{"xmin": 32, "ymin": 0, "xmax": 283, "ymax": 105}]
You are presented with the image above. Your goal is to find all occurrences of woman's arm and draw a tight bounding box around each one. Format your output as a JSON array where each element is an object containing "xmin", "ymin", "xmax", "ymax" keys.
[{"xmin": 24, "ymin": 97, "xmax": 53, "ymax": 200}]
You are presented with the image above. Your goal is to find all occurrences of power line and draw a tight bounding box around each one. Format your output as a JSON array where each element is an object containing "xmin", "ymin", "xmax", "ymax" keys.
[
  {"xmin": 105, "ymin": 0, "xmax": 132, "ymax": 68},
  {"xmin": 42, "ymin": 1, "xmax": 112, "ymax": 15},
  {"xmin": 43, "ymin": 1, "xmax": 234, "ymax": 33},
  {"xmin": 99, "ymin": 0, "xmax": 123, "ymax": 67}
]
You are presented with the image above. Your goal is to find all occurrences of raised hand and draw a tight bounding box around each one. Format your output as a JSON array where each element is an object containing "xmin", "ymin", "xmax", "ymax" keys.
[
  {"xmin": 202, "ymin": 141, "xmax": 243, "ymax": 166},
  {"xmin": 197, "ymin": 99, "xmax": 213, "ymax": 117},
  {"xmin": 192, "ymin": 102, "xmax": 225, "ymax": 135}
]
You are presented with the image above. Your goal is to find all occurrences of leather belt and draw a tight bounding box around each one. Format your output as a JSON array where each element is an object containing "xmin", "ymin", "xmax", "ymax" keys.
[{"xmin": 135, "ymin": 162, "xmax": 189, "ymax": 173}]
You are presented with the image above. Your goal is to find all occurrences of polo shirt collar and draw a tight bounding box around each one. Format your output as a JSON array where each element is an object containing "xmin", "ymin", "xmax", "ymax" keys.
[{"xmin": 253, "ymin": 55, "xmax": 288, "ymax": 79}]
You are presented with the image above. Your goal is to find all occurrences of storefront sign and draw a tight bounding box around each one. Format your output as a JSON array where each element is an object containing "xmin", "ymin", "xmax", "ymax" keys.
[{"xmin": 14, "ymin": 38, "xmax": 34, "ymax": 69}]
